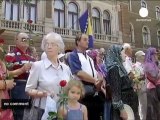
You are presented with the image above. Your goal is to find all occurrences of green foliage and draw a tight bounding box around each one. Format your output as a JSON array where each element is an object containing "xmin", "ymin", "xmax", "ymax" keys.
[
  {"xmin": 0, "ymin": 46, "xmax": 6, "ymax": 61},
  {"xmin": 47, "ymin": 112, "xmax": 57, "ymax": 120}
]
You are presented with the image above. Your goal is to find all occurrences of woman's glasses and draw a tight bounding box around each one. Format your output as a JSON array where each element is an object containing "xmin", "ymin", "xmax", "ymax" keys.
[{"xmin": 44, "ymin": 42, "xmax": 58, "ymax": 48}]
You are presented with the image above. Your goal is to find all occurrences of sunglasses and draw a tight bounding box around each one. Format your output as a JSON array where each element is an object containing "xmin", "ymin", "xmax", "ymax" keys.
[{"xmin": 21, "ymin": 38, "xmax": 30, "ymax": 42}]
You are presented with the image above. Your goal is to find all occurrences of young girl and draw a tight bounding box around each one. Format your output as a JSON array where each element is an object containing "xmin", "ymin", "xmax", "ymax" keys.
[{"xmin": 58, "ymin": 80, "xmax": 88, "ymax": 120}]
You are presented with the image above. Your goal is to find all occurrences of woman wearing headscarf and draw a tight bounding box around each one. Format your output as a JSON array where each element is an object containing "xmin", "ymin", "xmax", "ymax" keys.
[
  {"xmin": 87, "ymin": 49, "xmax": 112, "ymax": 120},
  {"xmin": 105, "ymin": 45, "xmax": 139, "ymax": 120},
  {"xmin": 144, "ymin": 47, "xmax": 160, "ymax": 120}
]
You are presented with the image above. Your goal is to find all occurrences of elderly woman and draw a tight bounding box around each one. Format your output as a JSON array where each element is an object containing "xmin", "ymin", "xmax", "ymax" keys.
[
  {"xmin": 105, "ymin": 45, "xmax": 139, "ymax": 120},
  {"xmin": 144, "ymin": 47, "xmax": 160, "ymax": 120},
  {"xmin": 133, "ymin": 51, "xmax": 147, "ymax": 120},
  {"xmin": 25, "ymin": 32, "xmax": 72, "ymax": 120}
]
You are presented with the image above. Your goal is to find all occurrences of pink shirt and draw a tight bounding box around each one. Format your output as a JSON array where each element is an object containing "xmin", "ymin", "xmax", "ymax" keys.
[{"xmin": 147, "ymin": 79, "xmax": 160, "ymax": 89}]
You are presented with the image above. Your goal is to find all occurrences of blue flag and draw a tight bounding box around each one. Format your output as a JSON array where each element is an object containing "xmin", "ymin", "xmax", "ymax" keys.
[{"xmin": 79, "ymin": 10, "xmax": 94, "ymax": 48}]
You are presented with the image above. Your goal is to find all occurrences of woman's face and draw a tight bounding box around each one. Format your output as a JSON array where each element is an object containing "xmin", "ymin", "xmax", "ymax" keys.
[
  {"xmin": 96, "ymin": 52, "xmax": 102, "ymax": 64},
  {"xmin": 44, "ymin": 39, "xmax": 59, "ymax": 57}
]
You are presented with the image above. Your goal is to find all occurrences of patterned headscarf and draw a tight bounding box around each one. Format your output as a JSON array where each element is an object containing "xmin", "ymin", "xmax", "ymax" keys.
[
  {"xmin": 87, "ymin": 49, "xmax": 107, "ymax": 77},
  {"xmin": 144, "ymin": 47, "xmax": 159, "ymax": 78},
  {"xmin": 105, "ymin": 44, "xmax": 127, "ymax": 77}
]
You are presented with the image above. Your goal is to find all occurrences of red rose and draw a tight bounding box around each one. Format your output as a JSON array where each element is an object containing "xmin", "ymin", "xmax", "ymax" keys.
[
  {"xmin": 27, "ymin": 19, "xmax": 33, "ymax": 24},
  {"xmin": 0, "ymin": 38, "xmax": 4, "ymax": 44},
  {"xmin": 59, "ymin": 80, "xmax": 67, "ymax": 87}
]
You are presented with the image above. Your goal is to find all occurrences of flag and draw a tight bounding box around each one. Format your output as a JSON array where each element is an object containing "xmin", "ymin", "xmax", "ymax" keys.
[
  {"xmin": 79, "ymin": 10, "xmax": 94, "ymax": 48},
  {"xmin": 63, "ymin": 0, "xmax": 66, "ymax": 3}
]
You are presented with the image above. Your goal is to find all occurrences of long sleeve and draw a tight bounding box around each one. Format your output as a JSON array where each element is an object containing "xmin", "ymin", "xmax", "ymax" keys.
[
  {"xmin": 25, "ymin": 61, "xmax": 40, "ymax": 92},
  {"xmin": 108, "ymin": 66, "xmax": 124, "ymax": 110}
]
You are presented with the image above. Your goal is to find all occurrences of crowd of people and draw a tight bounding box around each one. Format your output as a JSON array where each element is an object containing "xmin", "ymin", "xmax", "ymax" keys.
[{"xmin": 0, "ymin": 31, "xmax": 160, "ymax": 120}]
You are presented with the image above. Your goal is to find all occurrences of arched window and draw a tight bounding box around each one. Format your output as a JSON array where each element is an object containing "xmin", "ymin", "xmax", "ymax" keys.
[
  {"xmin": 5, "ymin": 0, "xmax": 20, "ymax": 21},
  {"xmin": 142, "ymin": 26, "xmax": 151, "ymax": 45},
  {"xmin": 23, "ymin": 0, "xmax": 37, "ymax": 23},
  {"xmin": 92, "ymin": 8, "xmax": 101, "ymax": 33},
  {"xmin": 54, "ymin": 0, "xmax": 65, "ymax": 28},
  {"xmin": 129, "ymin": 23, "xmax": 135, "ymax": 43},
  {"xmin": 68, "ymin": 2, "xmax": 78, "ymax": 30},
  {"xmin": 103, "ymin": 10, "xmax": 111, "ymax": 35},
  {"xmin": 141, "ymin": 0, "xmax": 147, "ymax": 8},
  {"xmin": 156, "ymin": 6, "xmax": 160, "ymax": 20},
  {"xmin": 157, "ymin": 30, "xmax": 160, "ymax": 46}
]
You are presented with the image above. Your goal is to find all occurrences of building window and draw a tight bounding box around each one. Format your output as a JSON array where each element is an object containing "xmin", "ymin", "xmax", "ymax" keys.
[
  {"xmin": 156, "ymin": 6, "xmax": 160, "ymax": 20},
  {"xmin": 8, "ymin": 45, "xmax": 16, "ymax": 52},
  {"xmin": 103, "ymin": 10, "xmax": 111, "ymax": 35},
  {"xmin": 68, "ymin": 2, "xmax": 78, "ymax": 30},
  {"xmin": 129, "ymin": 23, "xmax": 135, "ymax": 43},
  {"xmin": 5, "ymin": 0, "xmax": 20, "ymax": 21},
  {"xmin": 92, "ymin": 8, "xmax": 101, "ymax": 33},
  {"xmin": 23, "ymin": 0, "xmax": 37, "ymax": 23},
  {"xmin": 157, "ymin": 30, "xmax": 160, "ymax": 46},
  {"xmin": 142, "ymin": 26, "xmax": 151, "ymax": 45},
  {"xmin": 141, "ymin": 0, "xmax": 147, "ymax": 8},
  {"xmin": 54, "ymin": 0, "xmax": 65, "ymax": 28}
]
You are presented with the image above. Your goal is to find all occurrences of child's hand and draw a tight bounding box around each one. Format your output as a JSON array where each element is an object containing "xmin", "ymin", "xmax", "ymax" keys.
[{"xmin": 120, "ymin": 109, "xmax": 128, "ymax": 120}]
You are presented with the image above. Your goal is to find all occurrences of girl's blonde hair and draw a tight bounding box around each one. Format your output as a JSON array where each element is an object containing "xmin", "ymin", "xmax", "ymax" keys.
[{"xmin": 64, "ymin": 80, "xmax": 85, "ymax": 99}]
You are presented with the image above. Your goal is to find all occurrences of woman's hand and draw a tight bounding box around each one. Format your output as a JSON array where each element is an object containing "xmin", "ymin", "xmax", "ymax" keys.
[
  {"xmin": 37, "ymin": 91, "xmax": 48, "ymax": 98},
  {"xmin": 5, "ymin": 79, "xmax": 16, "ymax": 90},
  {"xmin": 101, "ymin": 80, "xmax": 106, "ymax": 96},
  {"xmin": 29, "ymin": 89, "xmax": 48, "ymax": 98},
  {"xmin": 120, "ymin": 109, "xmax": 128, "ymax": 120},
  {"xmin": 94, "ymin": 80, "xmax": 103, "ymax": 91}
]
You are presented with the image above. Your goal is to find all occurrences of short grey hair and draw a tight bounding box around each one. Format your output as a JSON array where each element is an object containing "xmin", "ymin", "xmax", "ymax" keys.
[
  {"xmin": 41, "ymin": 32, "xmax": 64, "ymax": 52},
  {"xmin": 123, "ymin": 43, "xmax": 131, "ymax": 51}
]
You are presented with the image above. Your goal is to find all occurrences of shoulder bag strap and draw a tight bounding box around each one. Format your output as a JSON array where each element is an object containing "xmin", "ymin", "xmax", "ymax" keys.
[{"xmin": 88, "ymin": 58, "xmax": 95, "ymax": 78}]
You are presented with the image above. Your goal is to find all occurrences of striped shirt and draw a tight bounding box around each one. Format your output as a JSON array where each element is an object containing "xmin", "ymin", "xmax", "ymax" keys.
[{"xmin": 5, "ymin": 47, "xmax": 35, "ymax": 79}]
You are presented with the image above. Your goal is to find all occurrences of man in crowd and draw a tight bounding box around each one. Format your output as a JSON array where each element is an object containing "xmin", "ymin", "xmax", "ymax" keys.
[
  {"xmin": 5, "ymin": 32, "xmax": 35, "ymax": 120},
  {"xmin": 68, "ymin": 33, "xmax": 103, "ymax": 120},
  {"xmin": 133, "ymin": 51, "xmax": 147, "ymax": 120},
  {"xmin": 123, "ymin": 43, "xmax": 134, "ymax": 80}
]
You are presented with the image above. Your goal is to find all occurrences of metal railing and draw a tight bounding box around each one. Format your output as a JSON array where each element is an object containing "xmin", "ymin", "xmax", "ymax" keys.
[
  {"xmin": 54, "ymin": 27, "xmax": 119, "ymax": 42},
  {"xmin": 0, "ymin": 19, "xmax": 44, "ymax": 34}
]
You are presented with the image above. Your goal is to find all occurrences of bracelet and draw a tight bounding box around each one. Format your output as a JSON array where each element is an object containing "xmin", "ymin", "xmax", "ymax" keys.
[{"xmin": 3, "ymin": 80, "xmax": 6, "ymax": 90}]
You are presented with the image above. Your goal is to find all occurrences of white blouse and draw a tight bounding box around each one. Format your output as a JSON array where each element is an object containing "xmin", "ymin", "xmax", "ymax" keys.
[{"xmin": 25, "ymin": 58, "xmax": 72, "ymax": 109}]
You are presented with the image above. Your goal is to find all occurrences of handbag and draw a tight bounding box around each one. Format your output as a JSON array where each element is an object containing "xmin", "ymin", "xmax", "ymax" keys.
[
  {"xmin": 23, "ymin": 99, "xmax": 44, "ymax": 120},
  {"xmin": 23, "ymin": 78, "xmax": 44, "ymax": 120},
  {"xmin": 83, "ymin": 83, "xmax": 96, "ymax": 96}
]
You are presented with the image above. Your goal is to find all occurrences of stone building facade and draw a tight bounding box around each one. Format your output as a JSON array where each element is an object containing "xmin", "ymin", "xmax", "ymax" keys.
[
  {"xmin": 119, "ymin": 0, "xmax": 160, "ymax": 50},
  {"xmin": 0, "ymin": 0, "xmax": 121, "ymax": 55},
  {"xmin": 0, "ymin": 0, "xmax": 159, "ymax": 56}
]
